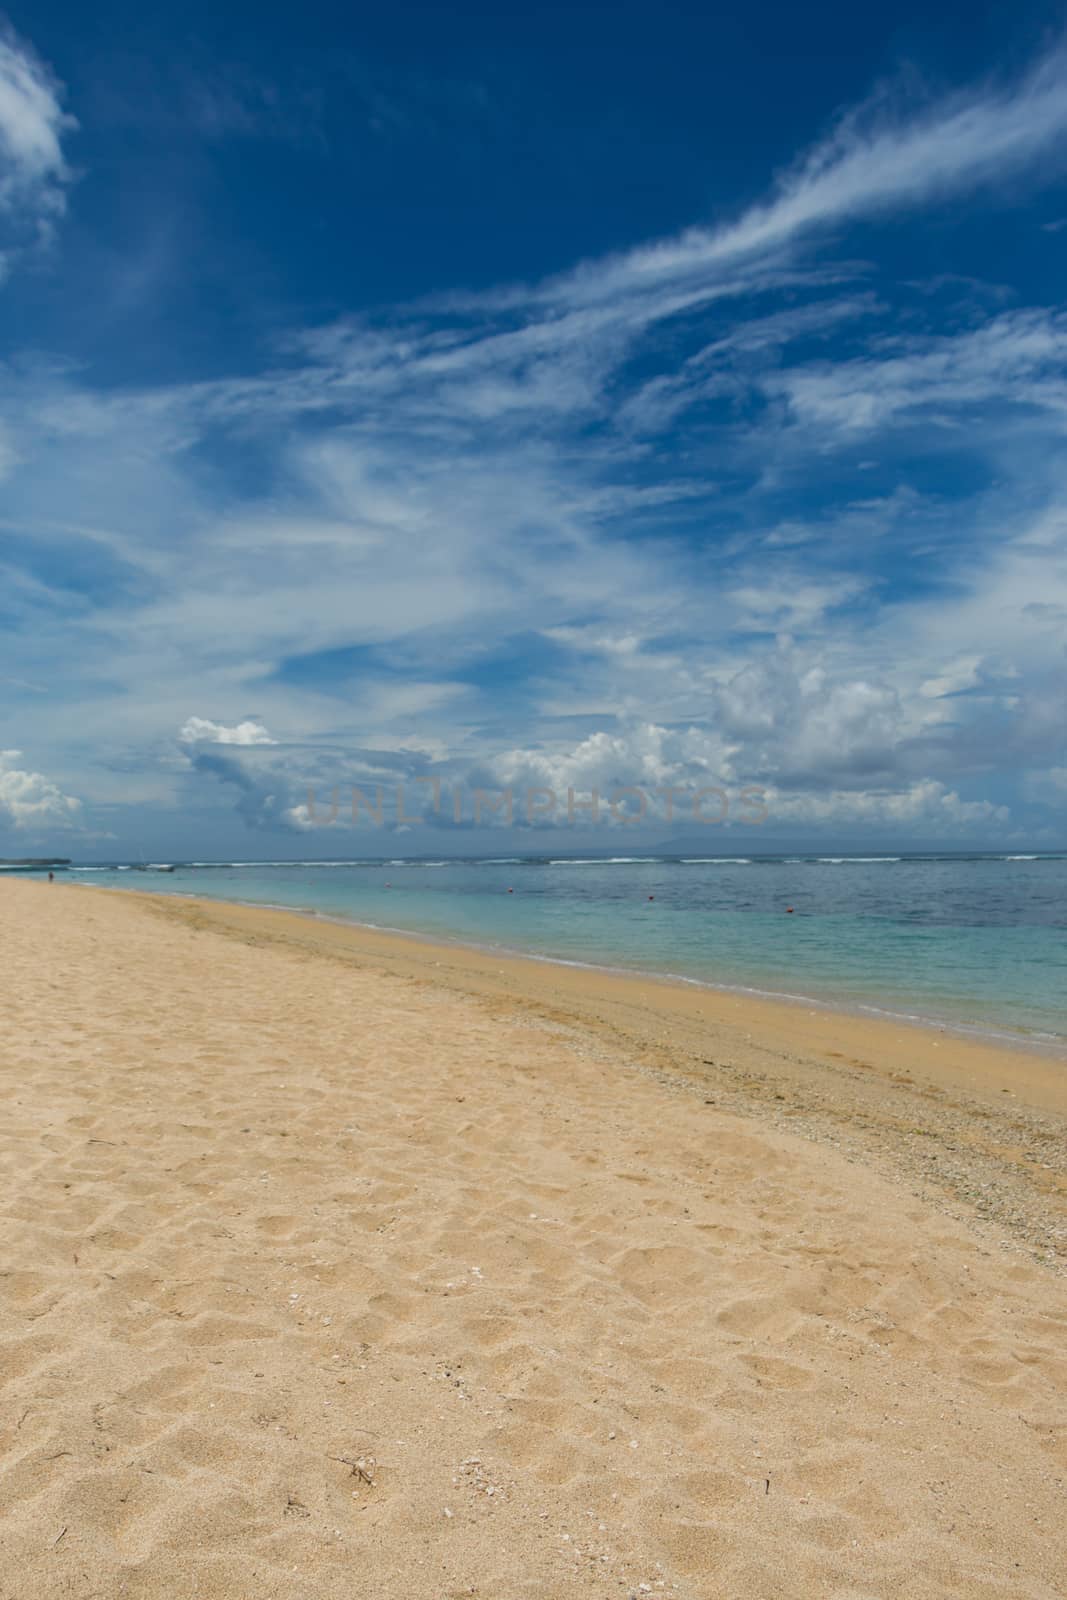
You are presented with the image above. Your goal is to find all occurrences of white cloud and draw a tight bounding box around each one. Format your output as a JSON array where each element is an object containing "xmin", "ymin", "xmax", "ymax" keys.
[
  {"xmin": 0, "ymin": 28, "xmax": 75, "ymax": 245},
  {"xmin": 725, "ymin": 576, "xmax": 869, "ymax": 633},
  {"xmin": 0, "ymin": 750, "xmax": 81, "ymax": 828},
  {"xmin": 179, "ymin": 716, "xmax": 278, "ymax": 746},
  {"xmin": 710, "ymin": 654, "xmax": 916, "ymax": 784},
  {"xmin": 765, "ymin": 310, "xmax": 1067, "ymax": 436},
  {"xmin": 472, "ymin": 722, "xmax": 1012, "ymax": 834},
  {"xmin": 920, "ymin": 656, "xmax": 985, "ymax": 699},
  {"xmin": 762, "ymin": 778, "xmax": 1008, "ymax": 830},
  {"xmin": 4, "ymin": 40, "xmax": 1067, "ymax": 845},
  {"xmin": 491, "ymin": 723, "xmax": 737, "ymax": 799},
  {"xmin": 545, "ymin": 44, "xmax": 1067, "ymax": 312}
]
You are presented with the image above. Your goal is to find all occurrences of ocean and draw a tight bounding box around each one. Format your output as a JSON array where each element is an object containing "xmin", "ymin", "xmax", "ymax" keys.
[{"xmin": 61, "ymin": 853, "xmax": 1066, "ymax": 1046}]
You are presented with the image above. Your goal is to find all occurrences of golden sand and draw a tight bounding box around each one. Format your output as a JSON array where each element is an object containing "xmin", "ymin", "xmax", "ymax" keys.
[{"xmin": 1, "ymin": 879, "xmax": 1065, "ymax": 1598}]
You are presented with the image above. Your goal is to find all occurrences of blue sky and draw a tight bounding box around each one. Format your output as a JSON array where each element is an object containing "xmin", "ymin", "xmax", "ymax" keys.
[{"xmin": 1, "ymin": 0, "xmax": 1066, "ymax": 857}]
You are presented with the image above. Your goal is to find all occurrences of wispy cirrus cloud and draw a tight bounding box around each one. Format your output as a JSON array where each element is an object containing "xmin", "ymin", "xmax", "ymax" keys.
[
  {"xmin": 763, "ymin": 308, "xmax": 1067, "ymax": 434},
  {"xmin": 538, "ymin": 42, "xmax": 1067, "ymax": 312},
  {"xmin": 3, "ymin": 32, "xmax": 1067, "ymax": 849},
  {"xmin": 0, "ymin": 25, "xmax": 75, "ymax": 254}
]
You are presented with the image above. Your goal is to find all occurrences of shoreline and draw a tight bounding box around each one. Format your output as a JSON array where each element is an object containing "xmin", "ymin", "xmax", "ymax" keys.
[
  {"xmin": 74, "ymin": 877, "xmax": 1067, "ymax": 1057},
  {"xmin": 101, "ymin": 882, "xmax": 1067, "ymax": 1264}
]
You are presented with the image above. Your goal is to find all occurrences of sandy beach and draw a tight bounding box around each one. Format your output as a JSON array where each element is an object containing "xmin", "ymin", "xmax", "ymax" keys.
[{"xmin": 1, "ymin": 879, "xmax": 1065, "ymax": 1599}]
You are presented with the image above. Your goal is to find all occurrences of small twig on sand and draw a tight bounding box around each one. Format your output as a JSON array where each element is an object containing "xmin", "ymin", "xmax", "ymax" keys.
[
  {"xmin": 328, "ymin": 1454, "xmax": 375, "ymax": 1485},
  {"xmin": 52, "ymin": 1527, "xmax": 67, "ymax": 1548}
]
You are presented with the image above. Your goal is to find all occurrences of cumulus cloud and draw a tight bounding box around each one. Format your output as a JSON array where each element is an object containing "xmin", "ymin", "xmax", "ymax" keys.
[
  {"xmin": 179, "ymin": 717, "xmax": 278, "ymax": 746},
  {"xmin": 476, "ymin": 713, "xmax": 1009, "ymax": 833},
  {"xmin": 490, "ymin": 724, "xmax": 735, "ymax": 798},
  {"xmin": 165, "ymin": 703, "xmax": 1021, "ymax": 839},
  {"xmin": 710, "ymin": 655, "xmax": 914, "ymax": 785},
  {"xmin": 0, "ymin": 750, "xmax": 81, "ymax": 829},
  {"xmin": 182, "ymin": 745, "xmax": 298, "ymax": 831},
  {"xmin": 762, "ymin": 779, "xmax": 1009, "ymax": 830}
]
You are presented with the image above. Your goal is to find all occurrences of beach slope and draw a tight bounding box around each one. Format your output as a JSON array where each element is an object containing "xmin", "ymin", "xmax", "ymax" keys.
[{"xmin": 1, "ymin": 880, "xmax": 1064, "ymax": 1598}]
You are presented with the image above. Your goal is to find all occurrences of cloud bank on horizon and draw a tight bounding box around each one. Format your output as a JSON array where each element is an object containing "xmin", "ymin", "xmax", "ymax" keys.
[{"xmin": 1, "ymin": 4, "xmax": 1065, "ymax": 854}]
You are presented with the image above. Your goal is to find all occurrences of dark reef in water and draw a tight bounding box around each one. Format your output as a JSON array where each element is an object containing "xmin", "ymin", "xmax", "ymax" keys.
[{"xmin": 0, "ymin": 858, "xmax": 72, "ymax": 868}]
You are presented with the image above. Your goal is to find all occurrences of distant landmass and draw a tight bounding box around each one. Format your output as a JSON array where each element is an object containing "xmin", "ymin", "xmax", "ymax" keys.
[{"xmin": 0, "ymin": 858, "xmax": 72, "ymax": 868}]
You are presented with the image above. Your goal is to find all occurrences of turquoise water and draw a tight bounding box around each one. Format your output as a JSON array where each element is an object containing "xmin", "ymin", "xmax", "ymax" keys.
[{"xmin": 62, "ymin": 853, "xmax": 1067, "ymax": 1045}]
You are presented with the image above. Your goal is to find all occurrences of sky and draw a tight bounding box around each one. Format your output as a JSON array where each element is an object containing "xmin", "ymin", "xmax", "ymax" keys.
[{"xmin": 1, "ymin": 0, "xmax": 1066, "ymax": 859}]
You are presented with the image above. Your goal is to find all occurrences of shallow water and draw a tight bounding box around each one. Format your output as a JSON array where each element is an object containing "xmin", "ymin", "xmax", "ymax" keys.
[{"xmin": 65, "ymin": 853, "xmax": 1067, "ymax": 1044}]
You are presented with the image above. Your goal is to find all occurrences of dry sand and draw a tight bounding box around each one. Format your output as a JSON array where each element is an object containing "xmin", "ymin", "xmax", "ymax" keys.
[{"xmin": 1, "ymin": 879, "xmax": 1065, "ymax": 1598}]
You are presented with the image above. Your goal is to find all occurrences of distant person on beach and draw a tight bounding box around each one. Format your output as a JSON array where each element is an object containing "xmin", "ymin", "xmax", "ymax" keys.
[{"xmin": 48, "ymin": 871, "xmax": 54, "ymax": 883}]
